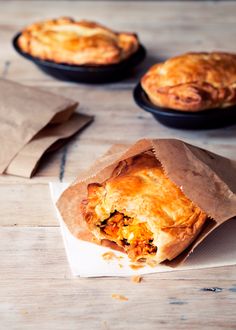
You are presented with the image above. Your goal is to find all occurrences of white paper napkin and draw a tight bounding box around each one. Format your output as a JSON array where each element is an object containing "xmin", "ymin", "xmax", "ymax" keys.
[{"xmin": 50, "ymin": 182, "xmax": 236, "ymax": 277}]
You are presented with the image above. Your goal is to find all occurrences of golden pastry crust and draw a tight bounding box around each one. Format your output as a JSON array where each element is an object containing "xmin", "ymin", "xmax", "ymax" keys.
[
  {"xmin": 18, "ymin": 17, "xmax": 139, "ymax": 65},
  {"xmin": 81, "ymin": 153, "xmax": 207, "ymax": 263},
  {"xmin": 141, "ymin": 52, "xmax": 236, "ymax": 112}
]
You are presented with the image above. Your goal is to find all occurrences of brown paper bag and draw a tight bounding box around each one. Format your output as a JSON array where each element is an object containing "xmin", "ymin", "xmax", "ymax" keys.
[
  {"xmin": 57, "ymin": 138, "xmax": 236, "ymax": 266},
  {"xmin": 5, "ymin": 113, "xmax": 93, "ymax": 178},
  {"xmin": 0, "ymin": 79, "xmax": 78, "ymax": 173}
]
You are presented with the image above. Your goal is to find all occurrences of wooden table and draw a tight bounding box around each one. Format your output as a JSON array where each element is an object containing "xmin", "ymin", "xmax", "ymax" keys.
[{"xmin": 1, "ymin": 1, "xmax": 236, "ymax": 329}]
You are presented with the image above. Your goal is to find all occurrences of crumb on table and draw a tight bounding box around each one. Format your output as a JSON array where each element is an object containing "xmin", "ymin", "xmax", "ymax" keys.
[
  {"xmin": 131, "ymin": 275, "xmax": 142, "ymax": 283},
  {"xmin": 111, "ymin": 294, "xmax": 128, "ymax": 301},
  {"xmin": 129, "ymin": 263, "xmax": 145, "ymax": 270}
]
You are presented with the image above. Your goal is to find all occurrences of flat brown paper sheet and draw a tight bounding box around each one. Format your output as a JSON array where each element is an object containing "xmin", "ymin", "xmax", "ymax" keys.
[
  {"xmin": 6, "ymin": 113, "xmax": 93, "ymax": 178},
  {"xmin": 57, "ymin": 139, "xmax": 236, "ymax": 266},
  {"xmin": 0, "ymin": 79, "xmax": 78, "ymax": 173}
]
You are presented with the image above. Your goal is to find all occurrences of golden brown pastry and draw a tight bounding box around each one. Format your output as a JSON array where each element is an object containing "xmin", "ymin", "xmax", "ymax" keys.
[
  {"xmin": 141, "ymin": 52, "xmax": 236, "ymax": 112},
  {"xmin": 81, "ymin": 152, "xmax": 207, "ymax": 264},
  {"xmin": 18, "ymin": 17, "xmax": 139, "ymax": 65}
]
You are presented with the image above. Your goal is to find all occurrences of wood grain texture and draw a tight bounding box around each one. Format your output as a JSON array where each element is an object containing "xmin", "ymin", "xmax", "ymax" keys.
[
  {"xmin": 1, "ymin": 278, "xmax": 236, "ymax": 330},
  {"xmin": 1, "ymin": 1, "xmax": 236, "ymax": 329},
  {"xmin": 1, "ymin": 227, "xmax": 236, "ymax": 280}
]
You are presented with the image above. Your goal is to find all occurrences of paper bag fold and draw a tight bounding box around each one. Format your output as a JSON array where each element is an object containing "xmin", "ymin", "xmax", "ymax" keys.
[
  {"xmin": 57, "ymin": 139, "xmax": 236, "ymax": 266},
  {"xmin": 6, "ymin": 113, "xmax": 93, "ymax": 178},
  {"xmin": 0, "ymin": 79, "xmax": 78, "ymax": 173}
]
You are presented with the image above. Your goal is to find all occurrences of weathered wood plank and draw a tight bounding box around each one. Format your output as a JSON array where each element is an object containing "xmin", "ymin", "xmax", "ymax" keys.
[
  {"xmin": 0, "ymin": 227, "xmax": 236, "ymax": 281},
  {"xmin": 0, "ymin": 277, "xmax": 236, "ymax": 330},
  {"xmin": 0, "ymin": 184, "xmax": 58, "ymax": 226}
]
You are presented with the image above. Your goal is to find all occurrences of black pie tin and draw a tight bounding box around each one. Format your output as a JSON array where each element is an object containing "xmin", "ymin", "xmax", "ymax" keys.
[
  {"xmin": 133, "ymin": 83, "xmax": 236, "ymax": 129},
  {"xmin": 13, "ymin": 33, "xmax": 146, "ymax": 83}
]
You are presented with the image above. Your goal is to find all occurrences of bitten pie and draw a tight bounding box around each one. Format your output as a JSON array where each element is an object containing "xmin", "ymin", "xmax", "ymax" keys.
[
  {"xmin": 81, "ymin": 152, "xmax": 207, "ymax": 264},
  {"xmin": 17, "ymin": 17, "xmax": 139, "ymax": 65},
  {"xmin": 141, "ymin": 52, "xmax": 236, "ymax": 112}
]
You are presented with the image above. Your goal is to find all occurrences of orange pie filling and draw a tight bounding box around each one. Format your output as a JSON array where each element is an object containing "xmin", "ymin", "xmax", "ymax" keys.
[{"xmin": 97, "ymin": 211, "xmax": 157, "ymax": 261}]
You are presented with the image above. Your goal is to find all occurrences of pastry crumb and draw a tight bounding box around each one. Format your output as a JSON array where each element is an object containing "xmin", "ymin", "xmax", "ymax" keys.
[
  {"xmin": 129, "ymin": 263, "xmax": 145, "ymax": 270},
  {"xmin": 102, "ymin": 252, "xmax": 124, "ymax": 266},
  {"xmin": 102, "ymin": 252, "xmax": 118, "ymax": 261},
  {"xmin": 112, "ymin": 294, "xmax": 128, "ymax": 301},
  {"xmin": 131, "ymin": 275, "xmax": 142, "ymax": 283},
  {"xmin": 146, "ymin": 260, "xmax": 158, "ymax": 268}
]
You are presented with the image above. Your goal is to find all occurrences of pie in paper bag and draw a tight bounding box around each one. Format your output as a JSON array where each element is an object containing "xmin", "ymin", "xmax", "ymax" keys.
[{"xmin": 57, "ymin": 139, "xmax": 236, "ymax": 267}]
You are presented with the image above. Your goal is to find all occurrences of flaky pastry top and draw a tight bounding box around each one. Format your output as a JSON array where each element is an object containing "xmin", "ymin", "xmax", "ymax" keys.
[
  {"xmin": 82, "ymin": 153, "xmax": 207, "ymax": 263},
  {"xmin": 18, "ymin": 17, "xmax": 139, "ymax": 65},
  {"xmin": 141, "ymin": 52, "xmax": 236, "ymax": 111}
]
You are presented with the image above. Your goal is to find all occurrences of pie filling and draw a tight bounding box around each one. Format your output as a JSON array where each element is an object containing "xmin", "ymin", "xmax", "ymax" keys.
[{"xmin": 97, "ymin": 211, "xmax": 157, "ymax": 261}]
